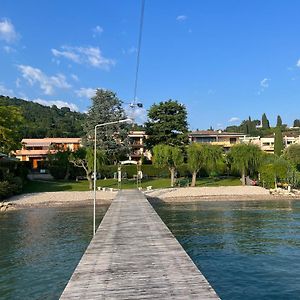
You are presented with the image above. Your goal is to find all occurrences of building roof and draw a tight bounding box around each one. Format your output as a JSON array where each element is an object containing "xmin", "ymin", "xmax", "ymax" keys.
[
  {"xmin": 22, "ymin": 138, "xmax": 81, "ymax": 145},
  {"xmin": 15, "ymin": 149, "xmax": 56, "ymax": 156},
  {"xmin": 189, "ymin": 130, "xmax": 246, "ymax": 137}
]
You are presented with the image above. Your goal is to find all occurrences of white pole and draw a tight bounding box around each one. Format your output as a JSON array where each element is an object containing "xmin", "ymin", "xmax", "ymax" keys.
[
  {"xmin": 93, "ymin": 125, "xmax": 97, "ymax": 236},
  {"xmin": 93, "ymin": 118, "xmax": 132, "ymax": 236}
]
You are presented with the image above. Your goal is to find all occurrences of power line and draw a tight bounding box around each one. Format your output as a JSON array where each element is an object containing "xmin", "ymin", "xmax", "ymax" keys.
[{"xmin": 133, "ymin": 0, "xmax": 145, "ymax": 104}]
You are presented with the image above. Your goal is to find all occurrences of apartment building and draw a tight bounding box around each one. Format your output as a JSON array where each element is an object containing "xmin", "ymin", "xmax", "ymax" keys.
[
  {"xmin": 128, "ymin": 131, "xmax": 152, "ymax": 162},
  {"xmin": 15, "ymin": 138, "xmax": 81, "ymax": 169}
]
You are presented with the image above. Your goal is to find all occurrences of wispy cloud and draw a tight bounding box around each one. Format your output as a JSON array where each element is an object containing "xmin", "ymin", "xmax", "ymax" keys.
[
  {"xmin": 0, "ymin": 18, "xmax": 19, "ymax": 43},
  {"xmin": 2, "ymin": 45, "xmax": 15, "ymax": 53},
  {"xmin": 17, "ymin": 65, "xmax": 71, "ymax": 95},
  {"xmin": 296, "ymin": 59, "xmax": 300, "ymax": 68},
  {"xmin": 0, "ymin": 83, "xmax": 14, "ymax": 97},
  {"xmin": 257, "ymin": 78, "xmax": 270, "ymax": 95},
  {"xmin": 176, "ymin": 15, "xmax": 187, "ymax": 22},
  {"xmin": 92, "ymin": 25, "xmax": 103, "ymax": 37},
  {"xmin": 228, "ymin": 117, "xmax": 240, "ymax": 123},
  {"xmin": 71, "ymin": 74, "xmax": 79, "ymax": 81},
  {"xmin": 32, "ymin": 98, "xmax": 79, "ymax": 111},
  {"xmin": 51, "ymin": 46, "xmax": 115, "ymax": 69},
  {"xmin": 125, "ymin": 106, "xmax": 147, "ymax": 125},
  {"xmin": 75, "ymin": 87, "xmax": 96, "ymax": 98}
]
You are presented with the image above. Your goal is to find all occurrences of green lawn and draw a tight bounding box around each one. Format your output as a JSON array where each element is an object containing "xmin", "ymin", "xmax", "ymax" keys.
[{"xmin": 23, "ymin": 177, "xmax": 241, "ymax": 193}]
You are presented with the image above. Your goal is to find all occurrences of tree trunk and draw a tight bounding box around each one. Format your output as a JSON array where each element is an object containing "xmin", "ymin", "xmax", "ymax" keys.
[
  {"xmin": 170, "ymin": 168, "xmax": 175, "ymax": 187},
  {"xmin": 64, "ymin": 164, "xmax": 70, "ymax": 180},
  {"xmin": 241, "ymin": 171, "xmax": 246, "ymax": 186},
  {"xmin": 87, "ymin": 174, "xmax": 93, "ymax": 190},
  {"xmin": 191, "ymin": 171, "xmax": 197, "ymax": 187}
]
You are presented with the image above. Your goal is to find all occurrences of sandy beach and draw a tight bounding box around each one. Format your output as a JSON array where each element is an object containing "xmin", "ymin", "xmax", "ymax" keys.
[{"xmin": 1, "ymin": 186, "xmax": 299, "ymax": 212}]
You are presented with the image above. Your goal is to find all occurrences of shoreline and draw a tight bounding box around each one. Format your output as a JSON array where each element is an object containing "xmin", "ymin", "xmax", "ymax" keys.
[{"xmin": 1, "ymin": 186, "xmax": 300, "ymax": 212}]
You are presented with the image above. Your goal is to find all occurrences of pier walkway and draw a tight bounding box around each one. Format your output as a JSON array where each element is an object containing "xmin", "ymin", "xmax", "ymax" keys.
[{"xmin": 60, "ymin": 190, "xmax": 219, "ymax": 299}]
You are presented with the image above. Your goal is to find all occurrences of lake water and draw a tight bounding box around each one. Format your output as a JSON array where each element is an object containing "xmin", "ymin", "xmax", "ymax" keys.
[
  {"xmin": 1, "ymin": 200, "xmax": 300, "ymax": 299},
  {"xmin": 0, "ymin": 205, "xmax": 109, "ymax": 300},
  {"xmin": 154, "ymin": 200, "xmax": 300, "ymax": 300}
]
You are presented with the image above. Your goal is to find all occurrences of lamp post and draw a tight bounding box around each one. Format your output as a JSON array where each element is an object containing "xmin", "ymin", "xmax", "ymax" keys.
[{"xmin": 93, "ymin": 118, "xmax": 132, "ymax": 236}]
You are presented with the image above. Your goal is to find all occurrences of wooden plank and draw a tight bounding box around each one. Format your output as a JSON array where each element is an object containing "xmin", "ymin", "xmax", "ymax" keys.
[{"xmin": 60, "ymin": 190, "xmax": 219, "ymax": 299}]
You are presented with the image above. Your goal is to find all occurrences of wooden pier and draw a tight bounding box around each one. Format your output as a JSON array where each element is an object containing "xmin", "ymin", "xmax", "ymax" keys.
[{"xmin": 60, "ymin": 190, "xmax": 219, "ymax": 299}]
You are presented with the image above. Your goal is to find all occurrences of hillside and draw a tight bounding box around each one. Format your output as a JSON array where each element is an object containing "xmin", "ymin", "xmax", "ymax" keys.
[{"xmin": 0, "ymin": 96, "xmax": 85, "ymax": 138}]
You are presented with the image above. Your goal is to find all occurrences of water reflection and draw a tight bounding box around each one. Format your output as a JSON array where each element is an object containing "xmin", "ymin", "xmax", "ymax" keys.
[
  {"xmin": 153, "ymin": 200, "xmax": 300, "ymax": 300},
  {"xmin": 0, "ymin": 205, "xmax": 109, "ymax": 300}
]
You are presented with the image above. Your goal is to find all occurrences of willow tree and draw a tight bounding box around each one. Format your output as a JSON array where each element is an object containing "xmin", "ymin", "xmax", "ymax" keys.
[
  {"xmin": 229, "ymin": 143, "xmax": 262, "ymax": 185},
  {"xmin": 69, "ymin": 147, "xmax": 106, "ymax": 189},
  {"xmin": 187, "ymin": 143, "xmax": 223, "ymax": 187},
  {"xmin": 153, "ymin": 144, "xmax": 183, "ymax": 187}
]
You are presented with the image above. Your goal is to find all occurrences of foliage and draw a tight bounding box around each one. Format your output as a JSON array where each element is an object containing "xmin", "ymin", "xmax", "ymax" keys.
[
  {"xmin": 187, "ymin": 143, "xmax": 223, "ymax": 186},
  {"xmin": 0, "ymin": 105, "xmax": 24, "ymax": 153},
  {"xmin": 145, "ymin": 100, "xmax": 188, "ymax": 149},
  {"xmin": 276, "ymin": 115, "xmax": 282, "ymax": 127},
  {"xmin": 48, "ymin": 149, "xmax": 71, "ymax": 180},
  {"xmin": 0, "ymin": 96, "xmax": 85, "ymax": 138},
  {"xmin": 228, "ymin": 143, "xmax": 262, "ymax": 185},
  {"xmin": 83, "ymin": 89, "xmax": 129, "ymax": 163},
  {"xmin": 294, "ymin": 119, "xmax": 300, "ymax": 127},
  {"xmin": 69, "ymin": 147, "xmax": 106, "ymax": 189},
  {"xmin": 259, "ymin": 157, "xmax": 297, "ymax": 188},
  {"xmin": 274, "ymin": 127, "xmax": 283, "ymax": 156},
  {"xmin": 153, "ymin": 144, "xmax": 183, "ymax": 187},
  {"xmin": 262, "ymin": 113, "xmax": 270, "ymax": 129},
  {"xmin": 284, "ymin": 144, "xmax": 300, "ymax": 171}
]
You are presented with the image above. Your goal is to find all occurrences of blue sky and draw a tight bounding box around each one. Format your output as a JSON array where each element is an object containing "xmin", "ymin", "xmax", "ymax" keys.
[{"xmin": 1, "ymin": 0, "xmax": 300, "ymax": 130}]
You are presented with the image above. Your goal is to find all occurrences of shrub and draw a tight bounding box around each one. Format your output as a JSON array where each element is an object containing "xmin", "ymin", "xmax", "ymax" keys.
[{"xmin": 0, "ymin": 181, "xmax": 11, "ymax": 199}]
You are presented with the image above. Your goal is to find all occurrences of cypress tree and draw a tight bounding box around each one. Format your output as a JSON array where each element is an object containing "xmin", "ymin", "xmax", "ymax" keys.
[
  {"xmin": 262, "ymin": 113, "xmax": 270, "ymax": 129},
  {"xmin": 274, "ymin": 127, "xmax": 283, "ymax": 156},
  {"xmin": 276, "ymin": 115, "xmax": 282, "ymax": 127},
  {"xmin": 293, "ymin": 119, "xmax": 300, "ymax": 127}
]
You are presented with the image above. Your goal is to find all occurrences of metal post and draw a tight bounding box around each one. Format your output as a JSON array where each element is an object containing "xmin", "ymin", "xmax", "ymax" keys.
[
  {"xmin": 93, "ymin": 118, "xmax": 132, "ymax": 236},
  {"xmin": 93, "ymin": 125, "xmax": 97, "ymax": 236}
]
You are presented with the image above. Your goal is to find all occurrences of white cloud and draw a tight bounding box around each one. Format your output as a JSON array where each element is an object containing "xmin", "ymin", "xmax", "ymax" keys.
[
  {"xmin": 75, "ymin": 87, "xmax": 96, "ymax": 98},
  {"xmin": 228, "ymin": 117, "xmax": 240, "ymax": 123},
  {"xmin": 296, "ymin": 59, "xmax": 300, "ymax": 68},
  {"xmin": 17, "ymin": 64, "xmax": 71, "ymax": 95},
  {"xmin": 92, "ymin": 25, "xmax": 103, "ymax": 37},
  {"xmin": 51, "ymin": 46, "xmax": 115, "ymax": 69},
  {"xmin": 0, "ymin": 18, "xmax": 18, "ymax": 43},
  {"xmin": 2, "ymin": 45, "xmax": 15, "ymax": 53},
  {"xmin": 32, "ymin": 98, "xmax": 79, "ymax": 111},
  {"xmin": 0, "ymin": 83, "xmax": 14, "ymax": 97},
  {"xmin": 260, "ymin": 78, "xmax": 270, "ymax": 88},
  {"xmin": 125, "ymin": 105, "xmax": 147, "ymax": 125},
  {"xmin": 71, "ymin": 74, "xmax": 79, "ymax": 81},
  {"xmin": 176, "ymin": 15, "xmax": 187, "ymax": 22}
]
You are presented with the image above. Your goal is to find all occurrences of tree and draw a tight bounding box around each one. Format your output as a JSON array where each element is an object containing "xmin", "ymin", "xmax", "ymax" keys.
[
  {"xmin": 284, "ymin": 144, "xmax": 300, "ymax": 171},
  {"xmin": 153, "ymin": 144, "xmax": 183, "ymax": 187},
  {"xmin": 0, "ymin": 106, "xmax": 24, "ymax": 154},
  {"xmin": 187, "ymin": 143, "xmax": 223, "ymax": 186},
  {"xmin": 187, "ymin": 143, "xmax": 206, "ymax": 187},
  {"xmin": 274, "ymin": 127, "xmax": 283, "ymax": 156},
  {"xmin": 145, "ymin": 100, "xmax": 188, "ymax": 149},
  {"xmin": 228, "ymin": 144, "xmax": 262, "ymax": 185},
  {"xmin": 69, "ymin": 147, "xmax": 106, "ymax": 189},
  {"xmin": 276, "ymin": 115, "xmax": 282, "ymax": 127},
  {"xmin": 262, "ymin": 113, "xmax": 270, "ymax": 129},
  {"xmin": 293, "ymin": 119, "xmax": 300, "ymax": 127},
  {"xmin": 48, "ymin": 149, "xmax": 71, "ymax": 180},
  {"xmin": 83, "ymin": 89, "xmax": 129, "ymax": 164}
]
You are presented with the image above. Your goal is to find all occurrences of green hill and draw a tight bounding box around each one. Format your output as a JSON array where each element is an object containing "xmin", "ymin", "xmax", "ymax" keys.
[{"xmin": 0, "ymin": 96, "xmax": 85, "ymax": 138}]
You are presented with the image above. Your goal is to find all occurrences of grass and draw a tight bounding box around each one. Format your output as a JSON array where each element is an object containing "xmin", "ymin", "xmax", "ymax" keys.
[{"xmin": 22, "ymin": 176, "xmax": 241, "ymax": 194}]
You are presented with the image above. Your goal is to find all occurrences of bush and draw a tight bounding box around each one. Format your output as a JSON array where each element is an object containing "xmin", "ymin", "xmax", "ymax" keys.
[
  {"xmin": 49, "ymin": 165, "xmax": 67, "ymax": 180},
  {"xmin": 0, "ymin": 181, "xmax": 12, "ymax": 200}
]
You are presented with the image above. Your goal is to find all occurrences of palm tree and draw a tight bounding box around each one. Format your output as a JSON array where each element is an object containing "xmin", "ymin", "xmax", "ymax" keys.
[{"xmin": 228, "ymin": 143, "xmax": 262, "ymax": 185}]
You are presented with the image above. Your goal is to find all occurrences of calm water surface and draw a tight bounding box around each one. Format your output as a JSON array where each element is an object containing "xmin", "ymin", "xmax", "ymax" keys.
[
  {"xmin": 0, "ymin": 205, "xmax": 109, "ymax": 300},
  {"xmin": 154, "ymin": 200, "xmax": 300, "ymax": 300}
]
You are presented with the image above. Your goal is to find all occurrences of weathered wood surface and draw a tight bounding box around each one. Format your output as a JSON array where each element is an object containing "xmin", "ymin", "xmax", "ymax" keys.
[{"xmin": 60, "ymin": 190, "xmax": 219, "ymax": 299}]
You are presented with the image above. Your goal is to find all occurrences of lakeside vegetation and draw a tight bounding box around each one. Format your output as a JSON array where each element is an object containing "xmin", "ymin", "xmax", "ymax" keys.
[{"xmin": 22, "ymin": 177, "xmax": 242, "ymax": 193}]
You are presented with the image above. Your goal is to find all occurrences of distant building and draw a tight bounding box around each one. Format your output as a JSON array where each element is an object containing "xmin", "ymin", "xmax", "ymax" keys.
[
  {"xmin": 128, "ymin": 131, "xmax": 151, "ymax": 162},
  {"xmin": 241, "ymin": 134, "xmax": 300, "ymax": 154},
  {"xmin": 15, "ymin": 138, "xmax": 81, "ymax": 169},
  {"xmin": 189, "ymin": 130, "xmax": 246, "ymax": 151}
]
